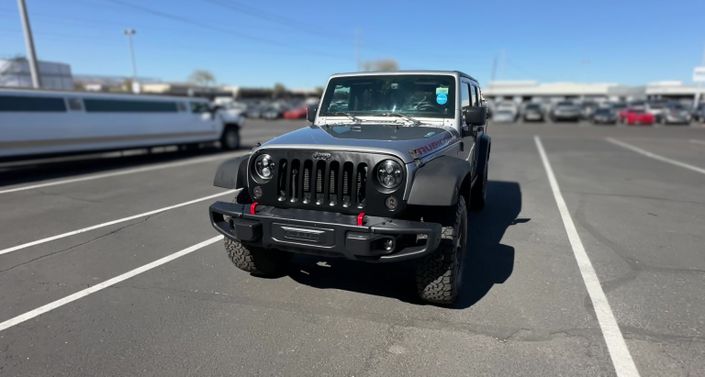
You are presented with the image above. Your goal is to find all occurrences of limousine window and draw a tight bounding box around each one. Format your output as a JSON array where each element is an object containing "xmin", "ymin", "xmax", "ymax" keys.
[
  {"xmin": 83, "ymin": 99, "xmax": 179, "ymax": 112},
  {"xmin": 67, "ymin": 98, "xmax": 84, "ymax": 111},
  {"xmin": 190, "ymin": 101, "xmax": 210, "ymax": 113},
  {"xmin": 0, "ymin": 95, "xmax": 67, "ymax": 112}
]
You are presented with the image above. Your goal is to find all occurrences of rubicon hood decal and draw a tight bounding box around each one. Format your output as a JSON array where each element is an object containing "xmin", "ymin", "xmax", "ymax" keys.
[{"xmin": 409, "ymin": 132, "xmax": 453, "ymax": 159}]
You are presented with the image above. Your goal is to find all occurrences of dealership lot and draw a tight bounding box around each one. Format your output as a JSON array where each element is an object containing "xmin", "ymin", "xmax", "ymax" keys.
[{"xmin": 1, "ymin": 120, "xmax": 704, "ymax": 376}]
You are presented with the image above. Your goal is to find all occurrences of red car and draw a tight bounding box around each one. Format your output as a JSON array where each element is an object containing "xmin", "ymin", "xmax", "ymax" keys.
[
  {"xmin": 283, "ymin": 106, "xmax": 307, "ymax": 119},
  {"xmin": 619, "ymin": 108, "xmax": 654, "ymax": 126}
]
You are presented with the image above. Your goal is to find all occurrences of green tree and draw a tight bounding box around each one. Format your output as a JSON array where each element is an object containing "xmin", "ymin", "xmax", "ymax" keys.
[
  {"xmin": 189, "ymin": 69, "xmax": 216, "ymax": 87},
  {"xmin": 273, "ymin": 82, "xmax": 287, "ymax": 99}
]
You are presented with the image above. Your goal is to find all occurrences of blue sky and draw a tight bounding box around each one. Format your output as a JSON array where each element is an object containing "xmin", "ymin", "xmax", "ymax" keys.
[{"xmin": 1, "ymin": 0, "xmax": 704, "ymax": 88}]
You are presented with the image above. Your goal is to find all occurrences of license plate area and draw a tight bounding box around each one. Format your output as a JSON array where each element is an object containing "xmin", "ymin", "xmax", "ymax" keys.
[{"xmin": 271, "ymin": 223, "xmax": 336, "ymax": 248}]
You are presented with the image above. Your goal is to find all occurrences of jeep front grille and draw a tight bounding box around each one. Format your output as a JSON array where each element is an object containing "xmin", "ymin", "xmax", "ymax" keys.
[{"xmin": 276, "ymin": 158, "xmax": 367, "ymax": 209}]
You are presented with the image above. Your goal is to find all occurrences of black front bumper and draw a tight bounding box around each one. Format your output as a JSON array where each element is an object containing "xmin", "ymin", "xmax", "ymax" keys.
[{"xmin": 209, "ymin": 201, "xmax": 442, "ymax": 262}]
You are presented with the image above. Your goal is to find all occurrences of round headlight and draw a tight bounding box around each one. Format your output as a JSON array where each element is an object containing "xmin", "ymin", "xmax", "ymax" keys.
[
  {"xmin": 254, "ymin": 154, "xmax": 274, "ymax": 180},
  {"xmin": 376, "ymin": 160, "xmax": 403, "ymax": 189}
]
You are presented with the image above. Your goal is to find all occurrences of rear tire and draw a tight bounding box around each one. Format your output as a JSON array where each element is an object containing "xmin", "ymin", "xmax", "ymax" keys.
[
  {"xmin": 221, "ymin": 126, "xmax": 241, "ymax": 150},
  {"xmin": 415, "ymin": 196, "xmax": 468, "ymax": 305},
  {"xmin": 224, "ymin": 238, "xmax": 288, "ymax": 277}
]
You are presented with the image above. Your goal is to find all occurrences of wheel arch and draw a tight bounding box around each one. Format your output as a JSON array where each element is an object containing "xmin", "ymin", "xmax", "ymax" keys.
[
  {"xmin": 214, "ymin": 153, "xmax": 250, "ymax": 189},
  {"xmin": 407, "ymin": 156, "xmax": 473, "ymax": 207}
]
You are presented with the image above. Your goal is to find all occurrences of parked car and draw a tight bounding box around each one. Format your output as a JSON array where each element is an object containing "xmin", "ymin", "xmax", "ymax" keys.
[
  {"xmin": 0, "ymin": 88, "xmax": 241, "ymax": 159},
  {"xmin": 580, "ymin": 100, "xmax": 599, "ymax": 120},
  {"xmin": 245, "ymin": 105, "xmax": 265, "ymax": 119},
  {"xmin": 550, "ymin": 101, "xmax": 581, "ymax": 122},
  {"xmin": 620, "ymin": 107, "xmax": 654, "ymax": 126},
  {"xmin": 261, "ymin": 107, "xmax": 283, "ymax": 120},
  {"xmin": 495, "ymin": 101, "xmax": 518, "ymax": 122},
  {"xmin": 493, "ymin": 109, "xmax": 517, "ymax": 123},
  {"xmin": 693, "ymin": 103, "xmax": 705, "ymax": 123},
  {"xmin": 660, "ymin": 103, "xmax": 691, "ymax": 125},
  {"xmin": 283, "ymin": 106, "xmax": 308, "ymax": 119},
  {"xmin": 522, "ymin": 103, "xmax": 544, "ymax": 122},
  {"xmin": 591, "ymin": 107, "xmax": 618, "ymax": 125},
  {"xmin": 646, "ymin": 100, "xmax": 667, "ymax": 122},
  {"xmin": 209, "ymin": 70, "xmax": 491, "ymax": 305}
]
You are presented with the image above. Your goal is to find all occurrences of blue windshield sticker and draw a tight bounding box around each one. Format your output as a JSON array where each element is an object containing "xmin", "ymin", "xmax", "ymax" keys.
[{"xmin": 436, "ymin": 93, "xmax": 448, "ymax": 105}]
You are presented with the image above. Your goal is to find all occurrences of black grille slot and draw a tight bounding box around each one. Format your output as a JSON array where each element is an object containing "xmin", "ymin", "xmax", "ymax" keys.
[
  {"xmin": 277, "ymin": 159, "xmax": 288, "ymax": 201},
  {"xmin": 315, "ymin": 161, "xmax": 325, "ymax": 205},
  {"xmin": 356, "ymin": 164, "xmax": 367, "ymax": 209},
  {"xmin": 302, "ymin": 160, "xmax": 312, "ymax": 204},
  {"xmin": 289, "ymin": 159, "xmax": 300, "ymax": 203},
  {"xmin": 273, "ymin": 157, "xmax": 367, "ymax": 210}
]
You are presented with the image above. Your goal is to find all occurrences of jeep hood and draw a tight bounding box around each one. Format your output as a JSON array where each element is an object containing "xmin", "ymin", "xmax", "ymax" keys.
[{"xmin": 259, "ymin": 124, "xmax": 456, "ymax": 163}]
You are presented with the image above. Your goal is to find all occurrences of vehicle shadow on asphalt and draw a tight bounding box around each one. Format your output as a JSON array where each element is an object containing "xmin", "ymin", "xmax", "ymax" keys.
[
  {"xmin": 288, "ymin": 180, "xmax": 523, "ymax": 309},
  {"xmin": 454, "ymin": 181, "xmax": 521, "ymax": 308}
]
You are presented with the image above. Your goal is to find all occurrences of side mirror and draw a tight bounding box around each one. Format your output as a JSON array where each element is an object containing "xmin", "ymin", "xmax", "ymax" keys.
[
  {"xmin": 306, "ymin": 104, "xmax": 318, "ymax": 123},
  {"xmin": 463, "ymin": 106, "xmax": 487, "ymax": 127}
]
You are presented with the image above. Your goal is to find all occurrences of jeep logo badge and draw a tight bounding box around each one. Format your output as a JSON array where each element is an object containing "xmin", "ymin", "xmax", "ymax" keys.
[{"xmin": 312, "ymin": 152, "xmax": 332, "ymax": 160}]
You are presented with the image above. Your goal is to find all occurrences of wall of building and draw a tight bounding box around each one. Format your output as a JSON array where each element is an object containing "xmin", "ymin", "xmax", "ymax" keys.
[{"xmin": 0, "ymin": 58, "xmax": 74, "ymax": 90}]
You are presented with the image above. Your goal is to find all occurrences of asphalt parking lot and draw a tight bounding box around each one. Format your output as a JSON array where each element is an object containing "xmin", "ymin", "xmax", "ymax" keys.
[{"xmin": 1, "ymin": 119, "xmax": 704, "ymax": 377}]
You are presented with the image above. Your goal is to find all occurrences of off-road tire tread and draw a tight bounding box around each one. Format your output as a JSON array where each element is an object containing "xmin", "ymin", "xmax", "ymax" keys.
[
  {"xmin": 416, "ymin": 196, "xmax": 467, "ymax": 305},
  {"xmin": 224, "ymin": 238, "xmax": 286, "ymax": 277}
]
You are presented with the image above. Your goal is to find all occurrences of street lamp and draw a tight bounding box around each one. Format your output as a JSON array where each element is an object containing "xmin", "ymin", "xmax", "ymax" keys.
[{"xmin": 123, "ymin": 28, "xmax": 139, "ymax": 93}]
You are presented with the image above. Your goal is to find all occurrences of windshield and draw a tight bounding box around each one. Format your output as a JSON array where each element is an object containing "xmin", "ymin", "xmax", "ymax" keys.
[{"xmin": 319, "ymin": 74, "xmax": 456, "ymax": 119}]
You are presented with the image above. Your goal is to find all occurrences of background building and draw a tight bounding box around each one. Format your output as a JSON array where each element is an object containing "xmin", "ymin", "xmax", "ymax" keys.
[{"xmin": 0, "ymin": 58, "xmax": 73, "ymax": 90}]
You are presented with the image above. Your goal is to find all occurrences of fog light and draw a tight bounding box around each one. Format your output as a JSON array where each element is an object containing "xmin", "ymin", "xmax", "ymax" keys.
[
  {"xmin": 383, "ymin": 238, "xmax": 395, "ymax": 252},
  {"xmin": 252, "ymin": 185, "xmax": 263, "ymax": 199},
  {"xmin": 385, "ymin": 196, "xmax": 398, "ymax": 210}
]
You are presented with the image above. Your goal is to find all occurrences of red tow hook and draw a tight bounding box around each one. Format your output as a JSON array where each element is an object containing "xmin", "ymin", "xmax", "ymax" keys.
[
  {"xmin": 356, "ymin": 212, "xmax": 366, "ymax": 226},
  {"xmin": 249, "ymin": 202, "xmax": 259, "ymax": 215}
]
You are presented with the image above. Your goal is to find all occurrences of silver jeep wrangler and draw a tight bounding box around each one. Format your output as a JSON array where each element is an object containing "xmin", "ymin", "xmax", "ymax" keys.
[{"xmin": 209, "ymin": 71, "xmax": 491, "ymax": 305}]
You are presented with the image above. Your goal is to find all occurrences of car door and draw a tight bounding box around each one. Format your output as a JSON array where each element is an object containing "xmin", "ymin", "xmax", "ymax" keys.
[{"xmin": 458, "ymin": 80, "xmax": 475, "ymax": 162}]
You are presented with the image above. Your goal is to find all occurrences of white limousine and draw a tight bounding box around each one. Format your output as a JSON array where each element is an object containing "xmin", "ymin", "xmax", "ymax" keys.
[{"xmin": 0, "ymin": 88, "xmax": 243, "ymax": 159}]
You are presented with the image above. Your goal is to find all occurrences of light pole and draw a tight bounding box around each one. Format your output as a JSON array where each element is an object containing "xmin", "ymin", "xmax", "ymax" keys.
[
  {"xmin": 123, "ymin": 28, "xmax": 139, "ymax": 93},
  {"xmin": 17, "ymin": 0, "xmax": 41, "ymax": 88}
]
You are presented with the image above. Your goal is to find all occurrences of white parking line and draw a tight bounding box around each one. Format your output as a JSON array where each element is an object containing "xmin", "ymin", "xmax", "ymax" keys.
[
  {"xmin": 0, "ymin": 151, "xmax": 246, "ymax": 195},
  {"xmin": 607, "ymin": 138, "xmax": 705, "ymax": 175},
  {"xmin": 535, "ymin": 136, "xmax": 640, "ymax": 377},
  {"xmin": 689, "ymin": 139, "xmax": 705, "ymax": 146},
  {"xmin": 0, "ymin": 235, "xmax": 223, "ymax": 332},
  {"xmin": 0, "ymin": 190, "xmax": 236, "ymax": 256}
]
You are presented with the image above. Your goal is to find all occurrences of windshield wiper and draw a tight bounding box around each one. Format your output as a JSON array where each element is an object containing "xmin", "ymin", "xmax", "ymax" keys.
[
  {"xmin": 380, "ymin": 112, "xmax": 422, "ymax": 126},
  {"xmin": 329, "ymin": 112, "xmax": 363, "ymax": 124}
]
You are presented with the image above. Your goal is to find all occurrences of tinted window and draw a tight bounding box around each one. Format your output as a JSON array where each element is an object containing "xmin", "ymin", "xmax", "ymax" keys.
[
  {"xmin": 67, "ymin": 98, "xmax": 84, "ymax": 111},
  {"xmin": 0, "ymin": 95, "xmax": 67, "ymax": 112},
  {"xmin": 83, "ymin": 99, "xmax": 178, "ymax": 112},
  {"xmin": 320, "ymin": 75, "xmax": 456, "ymax": 119},
  {"xmin": 461, "ymin": 83, "xmax": 470, "ymax": 109},
  {"xmin": 469, "ymin": 85, "xmax": 477, "ymax": 107},
  {"xmin": 190, "ymin": 102, "xmax": 210, "ymax": 113}
]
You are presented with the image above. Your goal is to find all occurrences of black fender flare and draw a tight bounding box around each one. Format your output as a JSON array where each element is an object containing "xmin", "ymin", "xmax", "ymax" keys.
[
  {"xmin": 475, "ymin": 133, "xmax": 491, "ymax": 180},
  {"xmin": 407, "ymin": 156, "xmax": 473, "ymax": 207},
  {"xmin": 213, "ymin": 153, "xmax": 250, "ymax": 189}
]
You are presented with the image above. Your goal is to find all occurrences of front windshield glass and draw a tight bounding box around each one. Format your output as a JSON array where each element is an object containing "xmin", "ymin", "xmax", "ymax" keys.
[{"xmin": 319, "ymin": 74, "xmax": 456, "ymax": 119}]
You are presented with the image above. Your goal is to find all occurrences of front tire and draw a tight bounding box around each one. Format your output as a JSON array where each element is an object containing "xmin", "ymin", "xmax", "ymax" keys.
[
  {"xmin": 224, "ymin": 238, "xmax": 288, "ymax": 277},
  {"xmin": 415, "ymin": 196, "xmax": 468, "ymax": 305}
]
